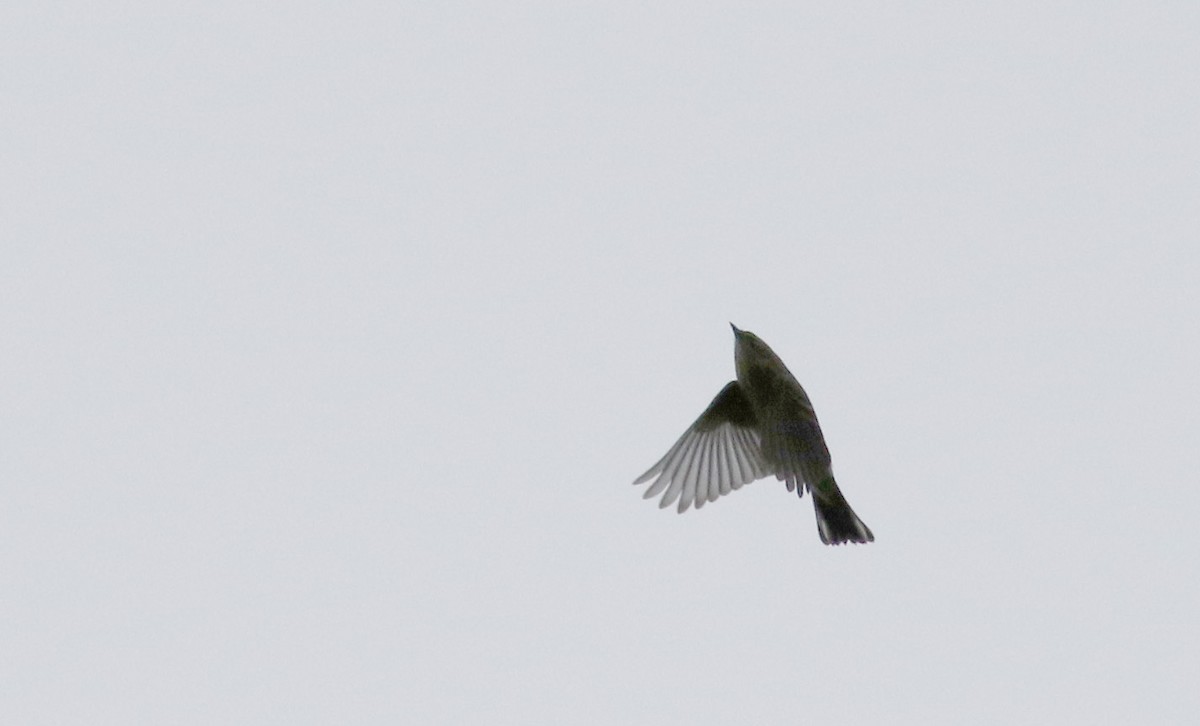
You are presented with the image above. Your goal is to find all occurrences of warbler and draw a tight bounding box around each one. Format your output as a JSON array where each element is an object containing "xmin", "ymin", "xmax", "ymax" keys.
[{"xmin": 634, "ymin": 324, "xmax": 874, "ymax": 545}]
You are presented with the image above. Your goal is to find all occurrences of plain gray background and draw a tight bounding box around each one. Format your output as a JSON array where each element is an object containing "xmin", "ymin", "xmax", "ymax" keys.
[{"xmin": 4, "ymin": 2, "xmax": 1198, "ymax": 723}]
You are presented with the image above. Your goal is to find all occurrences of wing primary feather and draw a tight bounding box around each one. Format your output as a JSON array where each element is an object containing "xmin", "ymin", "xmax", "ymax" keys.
[
  {"xmin": 660, "ymin": 431, "xmax": 696, "ymax": 483},
  {"xmin": 633, "ymin": 452, "xmax": 666, "ymax": 485},
  {"xmin": 733, "ymin": 427, "xmax": 763, "ymax": 480},
  {"xmin": 693, "ymin": 433, "xmax": 712, "ymax": 509},
  {"xmin": 661, "ymin": 430, "xmax": 702, "ymax": 509},
  {"xmin": 643, "ymin": 424, "xmax": 696, "ymax": 500},
  {"xmin": 716, "ymin": 429, "xmax": 732, "ymax": 496},
  {"xmin": 640, "ymin": 434, "xmax": 686, "ymax": 498},
  {"xmin": 692, "ymin": 433, "xmax": 707, "ymax": 510},
  {"xmin": 699, "ymin": 433, "xmax": 715, "ymax": 506},
  {"xmin": 727, "ymin": 428, "xmax": 752, "ymax": 486},
  {"xmin": 700, "ymin": 432, "xmax": 715, "ymax": 506},
  {"xmin": 705, "ymin": 433, "xmax": 720, "ymax": 503},
  {"xmin": 678, "ymin": 432, "xmax": 705, "ymax": 513},
  {"xmin": 704, "ymin": 432, "xmax": 720, "ymax": 506},
  {"xmin": 641, "ymin": 435, "xmax": 685, "ymax": 499}
]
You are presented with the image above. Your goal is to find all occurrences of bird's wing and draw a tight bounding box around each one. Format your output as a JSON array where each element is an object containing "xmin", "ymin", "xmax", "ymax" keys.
[
  {"xmin": 755, "ymin": 404, "xmax": 832, "ymax": 499},
  {"xmin": 633, "ymin": 381, "xmax": 772, "ymax": 513}
]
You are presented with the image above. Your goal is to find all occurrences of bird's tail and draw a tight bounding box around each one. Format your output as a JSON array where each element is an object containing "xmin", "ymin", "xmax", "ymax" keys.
[{"xmin": 810, "ymin": 476, "xmax": 874, "ymax": 545}]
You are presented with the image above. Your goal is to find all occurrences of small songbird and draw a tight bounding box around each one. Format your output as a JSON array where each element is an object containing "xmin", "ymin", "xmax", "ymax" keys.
[{"xmin": 634, "ymin": 324, "xmax": 874, "ymax": 545}]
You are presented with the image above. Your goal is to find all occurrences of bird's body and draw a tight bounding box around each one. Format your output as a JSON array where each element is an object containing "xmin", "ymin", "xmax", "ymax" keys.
[{"xmin": 634, "ymin": 325, "xmax": 874, "ymax": 545}]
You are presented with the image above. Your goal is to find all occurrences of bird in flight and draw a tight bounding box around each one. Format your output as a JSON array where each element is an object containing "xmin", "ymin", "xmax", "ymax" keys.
[{"xmin": 634, "ymin": 324, "xmax": 874, "ymax": 545}]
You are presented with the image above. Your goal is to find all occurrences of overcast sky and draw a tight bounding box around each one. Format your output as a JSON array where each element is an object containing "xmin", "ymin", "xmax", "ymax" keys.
[{"xmin": 4, "ymin": 2, "xmax": 1199, "ymax": 724}]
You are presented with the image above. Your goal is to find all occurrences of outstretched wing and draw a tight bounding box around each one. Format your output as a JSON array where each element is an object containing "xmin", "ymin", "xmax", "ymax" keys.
[{"xmin": 633, "ymin": 382, "xmax": 772, "ymax": 513}]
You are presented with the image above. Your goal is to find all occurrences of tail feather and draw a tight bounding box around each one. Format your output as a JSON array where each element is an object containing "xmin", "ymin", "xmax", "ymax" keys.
[{"xmin": 809, "ymin": 476, "xmax": 874, "ymax": 545}]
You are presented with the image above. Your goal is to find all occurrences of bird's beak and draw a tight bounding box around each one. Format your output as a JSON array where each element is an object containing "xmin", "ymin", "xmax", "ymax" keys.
[{"xmin": 730, "ymin": 322, "xmax": 741, "ymax": 336}]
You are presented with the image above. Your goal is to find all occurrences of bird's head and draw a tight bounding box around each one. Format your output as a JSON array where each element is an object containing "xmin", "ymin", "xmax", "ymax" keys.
[{"xmin": 730, "ymin": 323, "xmax": 787, "ymax": 381}]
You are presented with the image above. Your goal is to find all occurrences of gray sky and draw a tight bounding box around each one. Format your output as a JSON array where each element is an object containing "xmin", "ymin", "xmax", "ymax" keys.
[{"xmin": 4, "ymin": 2, "xmax": 1199, "ymax": 723}]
